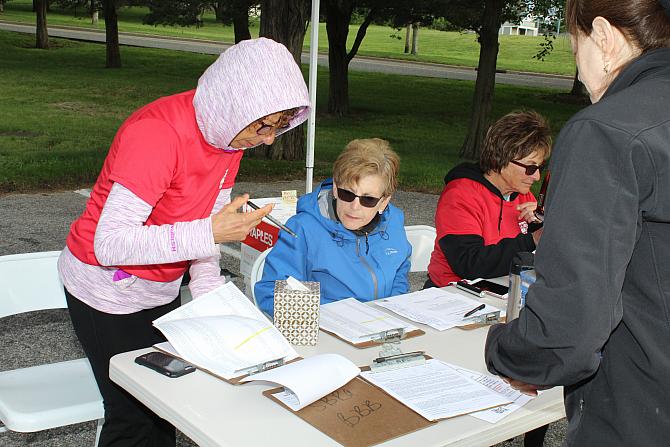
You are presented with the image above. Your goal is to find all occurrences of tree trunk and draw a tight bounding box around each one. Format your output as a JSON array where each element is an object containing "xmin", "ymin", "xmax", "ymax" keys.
[
  {"xmin": 0, "ymin": 1, "xmax": 5, "ymax": 13},
  {"xmin": 91, "ymin": 1, "xmax": 99, "ymax": 25},
  {"xmin": 232, "ymin": 3, "xmax": 252, "ymax": 43},
  {"xmin": 411, "ymin": 22, "xmax": 419, "ymax": 55},
  {"xmin": 570, "ymin": 68, "xmax": 588, "ymax": 97},
  {"xmin": 35, "ymin": 0, "xmax": 49, "ymax": 49},
  {"xmin": 103, "ymin": 0, "xmax": 121, "ymax": 68},
  {"xmin": 251, "ymin": 0, "xmax": 310, "ymax": 161},
  {"xmin": 459, "ymin": 0, "xmax": 504, "ymax": 160},
  {"xmin": 404, "ymin": 23, "xmax": 411, "ymax": 53},
  {"xmin": 324, "ymin": 0, "xmax": 353, "ymax": 116}
]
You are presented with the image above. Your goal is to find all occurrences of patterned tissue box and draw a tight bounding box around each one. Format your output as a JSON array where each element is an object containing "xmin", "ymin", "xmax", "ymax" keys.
[{"xmin": 273, "ymin": 280, "xmax": 320, "ymax": 346}]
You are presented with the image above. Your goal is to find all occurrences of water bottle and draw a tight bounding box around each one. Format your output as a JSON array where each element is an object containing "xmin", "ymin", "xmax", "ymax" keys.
[{"xmin": 507, "ymin": 252, "xmax": 534, "ymax": 321}]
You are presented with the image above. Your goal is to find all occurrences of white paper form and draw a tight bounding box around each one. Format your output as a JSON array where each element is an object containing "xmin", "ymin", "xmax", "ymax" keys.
[
  {"xmin": 153, "ymin": 283, "xmax": 298, "ymax": 379},
  {"xmin": 449, "ymin": 364, "xmax": 533, "ymax": 423},
  {"xmin": 360, "ymin": 359, "xmax": 511, "ymax": 421},
  {"xmin": 374, "ymin": 287, "xmax": 501, "ymax": 331},
  {"xmin": 244, "ymin": 197, "xmax": 296, "ymax": 225},
  {"xmin": 240, "ymin": 354, "xmax": 360, "ymax": 411},
  {"xmin": 319, "ymin": 298, "xmax": 419, "ymax": 344}
]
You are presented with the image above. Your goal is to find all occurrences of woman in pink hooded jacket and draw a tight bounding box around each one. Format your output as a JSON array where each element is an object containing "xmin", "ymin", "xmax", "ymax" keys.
[{"xmin": 58, "ymin": 38, "xmax": 310, "ymax": 446}]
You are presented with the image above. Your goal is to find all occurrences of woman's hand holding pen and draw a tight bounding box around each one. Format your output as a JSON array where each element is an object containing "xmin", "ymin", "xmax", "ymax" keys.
[
  {"xmin": 517, "ymin": 202, "xmax": 542, "ymax": 224},
  {"xmin": 211, "ymin": 194, "xmax": 272, "ymax": 244}
]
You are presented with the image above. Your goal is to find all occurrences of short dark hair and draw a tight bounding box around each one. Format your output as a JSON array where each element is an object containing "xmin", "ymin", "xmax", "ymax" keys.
[
  {"xmin": 566, "ymin": 0, "xmax": 670, "ymax": 52},
  {"xmin": 479, "ymin": 111, "xmax": 552, "ymax": 174}
]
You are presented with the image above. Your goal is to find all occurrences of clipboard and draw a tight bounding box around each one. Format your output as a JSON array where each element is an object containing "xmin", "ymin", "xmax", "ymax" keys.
[
  {"xmin": 320, "ymin": 326, "xmax": 425, "ymax": 348},
  {"xmin": 264, "ymin": 374, "xmax": 433, "ymax": 447},
  {"xmin": 153, "ymin": 343, "xmax": 300, "ymax": 385}
]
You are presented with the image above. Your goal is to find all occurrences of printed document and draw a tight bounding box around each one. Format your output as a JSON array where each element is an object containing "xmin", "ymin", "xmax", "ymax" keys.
[
  {"xmin": 374, "ymin": 287, "xmax": 502, "ymax": 331},
  {"xmin": 450, "ymin": 364, "xmax": 533, "ymax": 423},
  {"xmin": 153, "ymin": 282, "xmax": 298, "ymax": 380},
  {"xmin": 360, "ymin": 359, "xmax": 511, "ymax": 421},
  {"xmin": 320, "ymin": 298, "xmax": 419, "ymax": 344},
  {"xmin": 240, "ymin": 353, "xmax": 360, "ymax": 411}
]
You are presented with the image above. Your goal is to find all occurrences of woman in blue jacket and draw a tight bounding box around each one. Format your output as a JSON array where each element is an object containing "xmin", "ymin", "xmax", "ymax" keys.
[{"xmin": 255, "ymin": 138, "xmax": 411, "ymax": 316}]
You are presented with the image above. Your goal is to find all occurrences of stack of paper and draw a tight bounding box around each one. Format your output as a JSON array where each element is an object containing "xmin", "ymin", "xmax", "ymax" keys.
[
  {"xmin": 153, "ymin": 282, "xmax": 299, "ymax": 381},
  {"xmin": 241, "ymin": 353, "xmax": 360, "ymax": 410},
  {"xmin": 374, "ymin": 287, "xmax": 503, "ymax": 331},
  {"xmin": 319, "ymin": 298, "xmax": 423, "ymax": 346},
  {"xmin": 360, "ymin": 359, "xmax": 512, "ymax": 421}
]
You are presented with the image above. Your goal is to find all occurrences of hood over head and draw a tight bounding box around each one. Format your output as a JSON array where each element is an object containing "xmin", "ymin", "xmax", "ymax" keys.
[{"xmin": 193, "ymin": 37, "xmax": 310, "ymax": 149}]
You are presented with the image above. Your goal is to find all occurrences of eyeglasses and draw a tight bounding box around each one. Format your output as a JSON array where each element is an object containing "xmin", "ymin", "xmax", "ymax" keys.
[
  {"xmin": 255, "ymin": 109, "xmax": 298, "ymax": 136},
  {"xmin": 336, "ymin": 187, "xmax": 382, "ymax": 208},
  {"xmin": 510, "ymin": 160, "xmax": 545, "ymax": 176}
]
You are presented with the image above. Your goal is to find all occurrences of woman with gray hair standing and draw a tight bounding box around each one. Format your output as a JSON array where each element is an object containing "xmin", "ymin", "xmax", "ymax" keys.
[{"xmin": 485, "ymin": 1, "xmax": 670, "ymax": 445}]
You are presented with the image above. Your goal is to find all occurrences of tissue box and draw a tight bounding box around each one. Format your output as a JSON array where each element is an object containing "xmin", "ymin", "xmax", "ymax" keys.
[{"xmin": 273, "ymin": 280, "xmax": 320, "ymax": 346}]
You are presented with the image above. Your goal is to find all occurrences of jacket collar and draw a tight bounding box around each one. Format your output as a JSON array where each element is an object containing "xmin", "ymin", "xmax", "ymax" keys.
[{"xmin": 603, "ymin": 48, "xmax": 670, "ymax": 99}]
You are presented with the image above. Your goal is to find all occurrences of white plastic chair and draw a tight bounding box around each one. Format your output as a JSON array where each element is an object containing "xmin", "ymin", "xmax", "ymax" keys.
[
  {"xmin": 404, "ymin": 225, "xmax": 437, "ymax": 272},
  {"xmin": 249, "ymin": 247, "xmax": 272, "ymax": 307},
  {"xmin": 0, "ymin": 251, "xmax": 104, "ymax": 445}
]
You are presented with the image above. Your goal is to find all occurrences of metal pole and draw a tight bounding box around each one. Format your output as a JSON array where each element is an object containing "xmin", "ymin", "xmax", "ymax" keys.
[{"xmin": 305, "ymin": 0, "xmax": 320, "ymax": 194}]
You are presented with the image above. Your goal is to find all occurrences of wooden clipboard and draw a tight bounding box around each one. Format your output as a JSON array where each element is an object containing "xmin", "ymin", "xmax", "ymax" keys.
[
  {"xmin": 264, "ymin": 375, "xmax": 433, "ymax": 447},
  {"xmin": 319, "ymin": 327, "xmax": 426, "ymax": 348}
]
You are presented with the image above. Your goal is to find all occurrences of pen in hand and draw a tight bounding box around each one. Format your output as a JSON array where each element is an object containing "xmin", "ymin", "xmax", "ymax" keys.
[
  {"xmin": 463, "ymin": 303, "xmax": 486, "ymax": 318},
  {"xmin": 247, "ymin": 200, "xmax": 298, "ymax": 238}
]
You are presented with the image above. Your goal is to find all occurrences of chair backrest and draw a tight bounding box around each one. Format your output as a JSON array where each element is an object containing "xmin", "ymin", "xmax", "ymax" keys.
[
  {"xmin": 404, "ymin": 225, "xmax": 437, "ymax": 272},
  {"xmin": 249, "ymin": 247, "xmax": 272, "ymax": 306},
  {"xmin": 0, "ymin": 251, "xmax": 65, "ymax": 318}
]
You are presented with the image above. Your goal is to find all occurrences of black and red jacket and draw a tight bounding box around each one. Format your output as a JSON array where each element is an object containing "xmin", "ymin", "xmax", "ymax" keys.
[{"xmin": 427, "ymin": 162, "xmax": 537, "ymax": 287}]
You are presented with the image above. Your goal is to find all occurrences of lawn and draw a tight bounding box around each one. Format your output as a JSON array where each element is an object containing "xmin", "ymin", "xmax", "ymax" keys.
[
  {"xmin": 0, "ymin": 30, "xmax": 585, "ymax": 195},
  {"xmin": 1, "ymin": 0, "xmax": 576, "ymax": 76}
]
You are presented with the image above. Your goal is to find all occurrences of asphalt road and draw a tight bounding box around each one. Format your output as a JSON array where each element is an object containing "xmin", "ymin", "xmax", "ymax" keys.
[{"xmin": 0, "ymin": 21, "xmax": 573, "ymax": 90}]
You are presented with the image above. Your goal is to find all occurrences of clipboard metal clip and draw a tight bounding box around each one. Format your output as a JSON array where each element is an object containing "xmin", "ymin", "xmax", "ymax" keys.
[
  {"xmin": 371, "ymin": 327, "xmax": 406, "ymax": 359},
  {"xmin": 370, "ymin": 327, "xmax": 405, "ymax": 344},
  {"xmin": 462, "ymin": 310, "xmax": 501, "ymax": 325},
  {"xmin": 237, "ymin": 356, "xmax": 285, "ymax": 376},
  {"xmin": 370, "ymin": 351, "xmax": 426, "ymax": 372}
]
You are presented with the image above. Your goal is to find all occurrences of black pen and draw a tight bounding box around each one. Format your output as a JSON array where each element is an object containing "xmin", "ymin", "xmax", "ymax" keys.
[
  {"xmin": 247, "ymin": 200, "xmax": 298, "ymax": 238},
  {"xmin": 463, "ymin": 303, "xmax": 486, "ymax": 318}
]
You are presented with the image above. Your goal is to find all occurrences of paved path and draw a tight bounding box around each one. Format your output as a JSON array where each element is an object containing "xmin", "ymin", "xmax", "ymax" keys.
[{"xmin": 0, "ymin": 21, "xmax": 573, "ymax": 90}]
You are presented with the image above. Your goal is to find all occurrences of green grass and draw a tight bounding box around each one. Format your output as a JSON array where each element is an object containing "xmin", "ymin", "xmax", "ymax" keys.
[
  {"xmin": 1, "ymin": 0, "xmax": 576, "ymax": 76},
  {"xmin": 0, "ymin": 30, "xmax": 586, "ymax": 195}
]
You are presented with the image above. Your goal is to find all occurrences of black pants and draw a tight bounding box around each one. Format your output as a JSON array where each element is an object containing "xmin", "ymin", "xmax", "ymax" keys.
[{"xmin": 65, "ymin": 288, "xmax": 180, "ymax": 447}]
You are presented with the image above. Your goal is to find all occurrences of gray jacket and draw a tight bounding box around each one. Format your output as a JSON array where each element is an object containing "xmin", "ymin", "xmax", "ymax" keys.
[{"xmin": 485, "ymin": 48, "xmax": 670, "ymax": 446}]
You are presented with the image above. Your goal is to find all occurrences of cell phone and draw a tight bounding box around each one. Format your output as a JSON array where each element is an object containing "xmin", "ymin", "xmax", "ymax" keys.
[
  {"xmin": 135, "ymin": 352, "xmax": 196, "ymax": 378},
  {"xmin": 471, "ymin": 279, "xmax": 509, "ymax": 298}
]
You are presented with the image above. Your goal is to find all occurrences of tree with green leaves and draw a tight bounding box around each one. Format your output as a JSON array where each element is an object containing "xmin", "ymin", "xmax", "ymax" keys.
[
  {"xmin": 323, "ymin": 0, "xmax": 446, "ymax": 116},
  {"xmin": 442, "ymin": 0, "xmax": 530, "ymax": 159}
]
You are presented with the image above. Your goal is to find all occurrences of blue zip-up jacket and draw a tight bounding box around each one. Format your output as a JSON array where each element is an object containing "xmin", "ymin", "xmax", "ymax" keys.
[{"xmin": 255, "ymin": 178, "xmax": 411, "ymax": 316}]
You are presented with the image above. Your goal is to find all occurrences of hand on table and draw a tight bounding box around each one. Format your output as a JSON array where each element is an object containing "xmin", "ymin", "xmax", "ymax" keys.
[{"xmin": 211, "ymin": 194, "xmax": 273, "ymax": 244}]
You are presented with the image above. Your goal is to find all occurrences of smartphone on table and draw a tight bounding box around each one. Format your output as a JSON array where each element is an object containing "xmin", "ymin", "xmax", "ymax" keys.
[
  {"xmin": 470, "ymin": 279, "xmax": 509, "ymax": 298},
  {"xmin": 135, "ymin": 352, "xmax": 196, "ymax": 378}
]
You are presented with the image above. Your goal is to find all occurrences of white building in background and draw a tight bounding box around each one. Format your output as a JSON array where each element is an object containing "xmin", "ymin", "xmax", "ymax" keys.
[{"xmin": 499, "ymin": 15, "xmax": 541, "ymax": 36}]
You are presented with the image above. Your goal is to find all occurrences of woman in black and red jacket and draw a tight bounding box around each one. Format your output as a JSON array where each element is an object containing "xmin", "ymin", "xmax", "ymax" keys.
[{"xmin": 425, "ymin": 110, "xmax": 550, "ymax": 289}]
